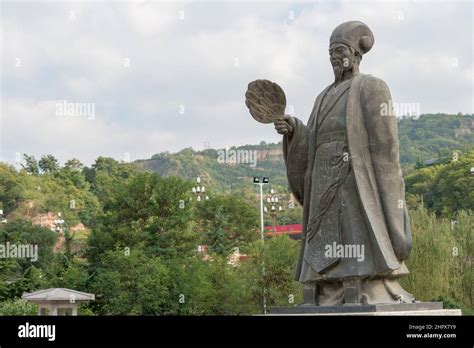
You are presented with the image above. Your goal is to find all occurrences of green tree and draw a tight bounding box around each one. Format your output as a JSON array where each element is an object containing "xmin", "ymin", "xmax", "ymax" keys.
[
  {"xmin": 21, "ymin": 154, "xmax": 39, "ymax": 175},
  {"xmin": 0, "ymin": 163, "xmax": 22, "ymax": 212},
  {"xmin": 0, "ymin": 219, "xmax": 56, "ymax": 300},
  {"xmin": 83, "ymin": 157, "xmax": 142, "ymax": 209},
  {"xmin": 165, "ymin": 254, "xmax": 257, "ymax": 315},
  {"xmin": 195, "ymin": 194, "xmax": 259, "ymax": 255},
  {"xmin": 430, "ymin": 151, "xmax": 474, "ymax": 216},
  {"xmin": 64, "ymin": 159, "xmax": 83, "ymax": 171},
  {"xmin": 86, "ymin": 173, "xmax": 197, "ymax": 268},
  {"xmin": 240, "ymin": 236, "xmax": 303, "ymax": 312},
  {"xmin": 405, "ymin": 149, "xmax": 474, "ymax": 217},
  {"xmin": 38, "ymin": 155, "xmax": 60, "ymax": 174},
  {"xmin": 89, "ymin": 250, "xmax": 171, "ymax": 315}
]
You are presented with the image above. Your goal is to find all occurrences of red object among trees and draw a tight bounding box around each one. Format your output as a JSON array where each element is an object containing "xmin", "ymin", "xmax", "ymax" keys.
[{"xmin": 264, "ymin": 224, "xmax": 302, "ymax": 239}]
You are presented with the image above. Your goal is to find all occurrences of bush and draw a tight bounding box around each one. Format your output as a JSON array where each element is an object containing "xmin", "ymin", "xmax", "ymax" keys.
[
  {"xmin": 401, "ymin": 208, "xmax": 473, "ymax": 314},
  {"xmin": 0, "ymin": 299, "xmax": 37, "ymax": 315},
  {"xmin": 240, "ymin": 236, "xmax": 303, "ymax": 312}
]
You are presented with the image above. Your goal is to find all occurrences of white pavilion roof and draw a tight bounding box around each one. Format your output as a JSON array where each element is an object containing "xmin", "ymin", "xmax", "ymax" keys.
[{"xmin": 22, "ymin": 288, "xmax": 95, "ymax": 302}]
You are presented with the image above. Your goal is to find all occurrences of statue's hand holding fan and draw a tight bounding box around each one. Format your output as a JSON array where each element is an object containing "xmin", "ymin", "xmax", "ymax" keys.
[{"xmin": 245, "ymin": 79, "xmax": 294, "ymax": 135}]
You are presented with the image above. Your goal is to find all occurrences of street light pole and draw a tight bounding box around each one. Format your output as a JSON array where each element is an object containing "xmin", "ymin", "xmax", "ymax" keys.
[
  {"xmin": 259, "ymin": 183, "xmax": 264, "ymax": 241},
  {"xmin": 253, "ymin": 177, "xmax": 269, "ymax": 314}
]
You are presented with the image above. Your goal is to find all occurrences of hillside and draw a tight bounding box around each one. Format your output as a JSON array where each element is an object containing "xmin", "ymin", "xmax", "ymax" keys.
[
  {"xmin": 136, "ymin": 114, "xmax": 474, "ymax": 191},
  {"xmin": 135, "ymin": 143, "xmax": 288, "ymax": 191},
  {"xmin": 398, "ymin": 113, "xmax": 474, "ymax": 164}
]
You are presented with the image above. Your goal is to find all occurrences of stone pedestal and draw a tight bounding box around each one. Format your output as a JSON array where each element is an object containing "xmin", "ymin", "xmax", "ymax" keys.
[{"xmin": 269, "ymin": 302, "xmax": 462, "ymax": 316}]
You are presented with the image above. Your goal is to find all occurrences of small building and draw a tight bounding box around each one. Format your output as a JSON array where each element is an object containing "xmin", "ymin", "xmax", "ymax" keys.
[{"xmin": 22, "ymin": 288, "xmax": 95, "ymax": 316}]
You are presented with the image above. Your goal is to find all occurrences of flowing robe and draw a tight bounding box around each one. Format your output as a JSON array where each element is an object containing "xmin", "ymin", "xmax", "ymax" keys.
[{"xmin": 283, "ymin": 73, "xmax": 412, "ymax": 283}]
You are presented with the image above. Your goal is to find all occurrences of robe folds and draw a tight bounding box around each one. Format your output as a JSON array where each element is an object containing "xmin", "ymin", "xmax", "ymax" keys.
[{"xmin": 283, "ymin": 73, "xmax": 412, "ymax": 282}]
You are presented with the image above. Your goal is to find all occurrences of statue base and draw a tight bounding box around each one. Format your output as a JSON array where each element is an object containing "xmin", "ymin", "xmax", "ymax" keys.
[{"xmin": 269, "ymin": 302, "xmax": 462, "ymax": 315}]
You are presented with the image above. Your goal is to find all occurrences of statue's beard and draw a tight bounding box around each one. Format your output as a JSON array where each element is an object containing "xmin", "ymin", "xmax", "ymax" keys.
[{"xmin": 332, "ymin": 61, "xmax": 345, "ymax": 84}]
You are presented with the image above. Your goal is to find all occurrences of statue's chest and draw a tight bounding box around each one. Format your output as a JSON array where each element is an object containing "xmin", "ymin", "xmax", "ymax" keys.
[{"xmin": 316, "ymin": 88, "xmax": 349, "ymax": 134}]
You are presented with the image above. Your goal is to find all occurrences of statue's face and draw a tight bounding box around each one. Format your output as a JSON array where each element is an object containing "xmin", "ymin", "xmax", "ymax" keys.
[{"xmin": 329, "ymin": 43, "xmax": 354, "ymax": 83}]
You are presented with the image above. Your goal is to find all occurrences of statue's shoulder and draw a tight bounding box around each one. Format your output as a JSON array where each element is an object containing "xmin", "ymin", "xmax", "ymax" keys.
[{"xmin": 356, "ymin": 74, "xmax": 390, "ymax": 95}]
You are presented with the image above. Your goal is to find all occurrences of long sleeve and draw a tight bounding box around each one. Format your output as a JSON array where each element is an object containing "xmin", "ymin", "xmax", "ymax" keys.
[{"xmin": 282, "ymin": 117, "xmax": 309, "ymax": 206}]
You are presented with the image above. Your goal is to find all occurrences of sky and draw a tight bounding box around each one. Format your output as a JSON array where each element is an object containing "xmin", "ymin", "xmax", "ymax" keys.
[{"xmin": 1, "ymin": 0, "xmax": 473, "ymax": 166}]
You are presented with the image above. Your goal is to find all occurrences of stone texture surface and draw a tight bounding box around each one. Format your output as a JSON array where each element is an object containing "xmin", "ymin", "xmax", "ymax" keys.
[
  {"xmin": 266, "ymin": 309, "xmax": 462, "ymax": 316},
  {"xmin": 269, "ymin": 302, "xmax": 463, "ymax": 315}
]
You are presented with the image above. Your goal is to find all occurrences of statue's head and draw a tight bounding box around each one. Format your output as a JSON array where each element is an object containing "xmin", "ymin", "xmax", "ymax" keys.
[{"xmin": 329, "ymin": 21, "xmax": 374, "ymax": 83}]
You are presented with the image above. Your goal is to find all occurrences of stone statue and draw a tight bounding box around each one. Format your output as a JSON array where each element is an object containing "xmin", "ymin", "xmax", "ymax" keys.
[{"xmin": 246, "ymin": 21, "xmax": 416, "ymax": 306}]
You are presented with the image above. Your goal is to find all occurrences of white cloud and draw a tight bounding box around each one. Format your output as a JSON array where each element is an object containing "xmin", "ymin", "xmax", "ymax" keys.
[
  {"xmin": 1, "ymin": 98, "xmax": 176, "ymax": 165},
  {"xmin": 0, "ymin": 1, "xmax": 472, "ymax": 166}
]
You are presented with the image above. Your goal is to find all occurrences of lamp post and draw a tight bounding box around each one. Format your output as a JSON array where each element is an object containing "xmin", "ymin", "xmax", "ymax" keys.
[
  {"xmin": 264, "ymin": 188, "xmax": 283, "ymax": 233},
  {"xmin": 253, "ymin": 176, "xmax": 269, "ymax": 314},
  {"xmin": 191, "ymin": 176, "xmax": 209, "ymax": 202},
  {"xmin": 53, "ymin": 212, "xmax": 65, "ymax": 232},
  {"xmin": 253, "ymin": 177, "xmax": 269, "ymax": 241}
]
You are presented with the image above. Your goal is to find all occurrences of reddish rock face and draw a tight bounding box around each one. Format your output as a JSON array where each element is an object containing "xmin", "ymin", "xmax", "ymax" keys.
[{"xmin": 6, "ymin": 201, "xmax": 89, "ymax": 254}]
